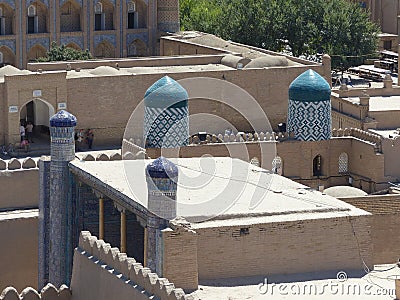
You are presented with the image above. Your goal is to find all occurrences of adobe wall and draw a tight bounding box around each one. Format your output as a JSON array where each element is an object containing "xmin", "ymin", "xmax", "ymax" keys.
[
  {"xmin": 160, "ymin": 38, "xmax": 231, "ymax": 56},
  {"xmin": 162, "ymin": 221, "xmax": 198, "ymax": 292},
  {"xmin": 382, "ymin": 138, "xmax": 400, "ymax": 177},
  {"xmin": 0, "ymin": 168, "xmax": 39, "ymax": 209},
  {"xmin": 0, "ymin": 211, "xmax": 38, "ymax": 292},
  {"xmin": 67, "ymin": 64, "xmax": 327, "ymax": 146},
  {"xmin": 339, "ymin": 194, "xmax": 400, "ymax": 265},
  {"xmin": 71, "ymin": 231, "xmax": 190, "ymax": 300},
  {"xmin": 195, "ymin": 214, "xmax": 372, "ymax": 280}
]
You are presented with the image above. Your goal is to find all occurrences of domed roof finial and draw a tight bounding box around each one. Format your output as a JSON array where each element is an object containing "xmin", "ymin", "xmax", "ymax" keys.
[
  {"xmin": 289, "ymin": 69, "xmax": 331, "ymax": 102},
  {"xmin": 146, "ymin": 156, "xmax": 178, "ymax": 179},
  {"xmin": 144, "ymin": 76, "xmax": 188, "ymax": 109},
  {"xmin": 49, "ymin": 110, "xmax": 77, "ymax": 127}
]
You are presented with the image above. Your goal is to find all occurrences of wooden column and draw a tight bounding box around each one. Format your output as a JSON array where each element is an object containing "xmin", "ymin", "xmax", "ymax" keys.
[
  {"xmin": 120, "ymin": 210, "xmax": 126, "ymax": 253},
  {"xmin": 99, "ymin": 198, "xmax": 104, "ymax": 239}
]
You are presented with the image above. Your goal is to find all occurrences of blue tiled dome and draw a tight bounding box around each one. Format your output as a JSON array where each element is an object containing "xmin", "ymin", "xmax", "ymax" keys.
[
  {"xmin": 144, "ymin": 76, "xmax": 188, "ymax": 109},
  {"xmin": 289, "ymin": 70, "xmax": 331, "ymax": 102},
  {"xmin": 146, "ymin": 157, "xmax": 178, "ymax": 179},
  {"xmin": 287, "ymin": 69, "xmax": 331, "ymax": 141},
  {"xmin": 50, "ymin": 110, "xmax": 77, "ymax": 127}
]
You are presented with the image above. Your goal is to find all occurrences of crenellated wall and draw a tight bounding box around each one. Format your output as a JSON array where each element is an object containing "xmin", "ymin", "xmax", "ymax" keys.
[
  {"xmin": 70, "ymin": 231, "xmax": 195, "ymax": 300},
  {"xmin": 0, "ymin": 284, "xmax": 71, "ymax": 300}
]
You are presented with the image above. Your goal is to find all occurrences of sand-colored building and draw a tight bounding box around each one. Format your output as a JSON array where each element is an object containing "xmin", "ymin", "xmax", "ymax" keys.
[
  {"xmin": 0, "ymin": 0, "xmax": 180, "ymax": 68},
  {"xmin": 0, "ymin": 33, "xmax": 331, "ymax": 147}
]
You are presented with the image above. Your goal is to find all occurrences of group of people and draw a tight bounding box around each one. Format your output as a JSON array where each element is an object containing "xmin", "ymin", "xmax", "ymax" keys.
[
  {"xmin": 75, "ymin": 129, "xmax": 94, "ymax": 151},
  {"xmin": 19, "ymin": 121, "xmax": 34, "ymax": 151}
]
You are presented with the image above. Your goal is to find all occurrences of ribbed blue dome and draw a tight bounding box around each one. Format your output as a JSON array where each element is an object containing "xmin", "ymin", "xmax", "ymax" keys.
[
  {"xmin": 144, "ymin": 76, "xmax": 188, "ymax": 108},
  {"xmin": 146, "ymin": 157, "xmax": 178, "ymax": 179},
  {"xmin": 289, "ymin": 70, "xmax": 331, "ymax": 102},
  {"xmin": 50, "ymin": 110, "xmax": 77, "ymax": 127}
]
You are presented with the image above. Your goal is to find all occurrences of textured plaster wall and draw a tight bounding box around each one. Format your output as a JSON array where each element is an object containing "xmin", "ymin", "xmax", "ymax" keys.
[
  {"xmin": 0, "ymin": 214, "xmax": 38, "ymax": 291},
  {"xmin": 0, "ymin": 169, "xmax": 39, "ymax": 209}
]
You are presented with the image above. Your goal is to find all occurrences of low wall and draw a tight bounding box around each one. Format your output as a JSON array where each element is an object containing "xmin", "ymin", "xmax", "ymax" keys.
[
  {"xmin": 0, "ymin": 284, "xmax": 70, "ymax": 300},
  {"xmin": 339, "ymin": 194, "xmax": 400, "ymax": 265},
  {"xmin": 27, "ymin": 55, "xmax": 225, "ymax": 72},
  {"xmin": 70, "ymin": 231, "xmax": 193, "ymax": 300},
  {"xmin": 0, "ymin": 167, "xmax": 39, "ymax": 210},
  {"xmin": 0, "ymin": 210, "xmax": 38, "ymax": 291},
  {"xmin": 194, "ymin": 214, "xmax": 372, "ymax": 280}
]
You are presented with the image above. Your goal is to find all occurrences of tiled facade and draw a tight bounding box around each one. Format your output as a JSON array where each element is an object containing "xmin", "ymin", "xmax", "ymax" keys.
[{"xmin": 0, "ymin": 0, "xmax": 180, "ymax": 67}]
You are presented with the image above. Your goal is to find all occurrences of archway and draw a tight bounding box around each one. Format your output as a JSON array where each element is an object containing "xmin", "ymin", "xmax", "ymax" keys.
[
  {"xmin": 127, "ymin": 39, "xmax": 147, "ymax": 57},
  {"xmin": 60, "ymin": 0, "xmax": 81, "ymax": 32},
  {"xmin": 27, "ymin": 44, "xmax": 47, "ymax": 62},
  {"xmin": 65, "ymin": 42, "xmax": 81, "ymax": 51},
  {"xmin": 94, "ymin": 0, "xmax": 114, "ymax": 30},
  {"xmin": 27, "ymin": 1, "xmax": 48, "ymax": 34},
  {"xmin": 127, "ymin": 0, "xmax": 147, "ymax": 29},
  {"xmin": 0, "ymin": 3, "xmax": 14, "ymax": 35},
  {"xmin": 94, "ymin": 40, "xmax": 115, "ymax": 58},
  {"xmin": 313, "ymin": 154, "xmax": 322, "ymax": 177},
  {"xmin": 19, "ymin": 99, "xmax": 55, "ymax": 144},
  {"xmin": 0, "ymin": 45, "xmax": 15, "ymax": 66}
]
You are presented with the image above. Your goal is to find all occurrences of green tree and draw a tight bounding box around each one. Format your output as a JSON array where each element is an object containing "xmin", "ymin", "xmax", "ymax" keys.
[
  {"xmin": 37, "ymin": 41, "xmax": 92, "ymax": 62},
  {"xmin": 180, "ymin": 0, "xmax": 379, "ymax": 69}
]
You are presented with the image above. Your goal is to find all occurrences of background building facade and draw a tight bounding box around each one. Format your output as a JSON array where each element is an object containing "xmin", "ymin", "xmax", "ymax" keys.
[{"xmin": 0, "ymin": 0, "xmax": 180, "ymax": 67}]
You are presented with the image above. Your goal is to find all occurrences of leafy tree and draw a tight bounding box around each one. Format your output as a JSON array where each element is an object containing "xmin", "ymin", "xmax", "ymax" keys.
[
  {"xmin": 37, "ymin": 41, "xmax": 92, "ymax": 62},
  {"xmin": 180, "ymin": 0, "xmax": 379, "ymax": 69}
]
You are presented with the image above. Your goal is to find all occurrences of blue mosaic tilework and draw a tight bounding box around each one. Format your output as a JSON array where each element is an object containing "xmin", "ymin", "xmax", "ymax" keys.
[
  {"xmin": 50, "ymin": 110, "xmax": 77, "ymax": 127},
  {"xmin": 27, "ymin": 37, "xmax": 49, "ymax": 51},
  {"xmin": 60, "ymin": 36, "xmax": 84, "ymax": 50},
  {"xmin": 26, "ymin": 0, "xmax": 49, "ymax": 8},
  {"xmin": 126, "ymin": 32, "xmax": 148, "ymax": 46},
  {"xmin": 2, "ymin": 0, "xmax": 15, "ymax": 9},
  {"xmin": 287, "ymin": 99, "xmax": 331, "ymax": 141},
  {"xmin": 0, "ymin": 39, "xmax": 16, "ymax": 52},
  {"xmin": 94, "ymin": 33, "xmax": 116, "ymax": 47},
  {"xmin": 60, "ymin": 0, "xmax": 82, "ymax": 7},
  {"xmin": 146, "ymin": 156, "xmax": 178, "ymax": 179}
]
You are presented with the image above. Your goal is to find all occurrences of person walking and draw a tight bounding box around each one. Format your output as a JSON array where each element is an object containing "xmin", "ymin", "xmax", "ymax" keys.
[
  {"xmin": 20, "ymin": 123, "xmax": 25, "ymax": 142},
  {"xmin": 86, "ymin": 129, "xmax": 94, "ymax": 150},
  {"xmin": 26, "ymin": 122, "xmax": 34, "ymax": 143}
]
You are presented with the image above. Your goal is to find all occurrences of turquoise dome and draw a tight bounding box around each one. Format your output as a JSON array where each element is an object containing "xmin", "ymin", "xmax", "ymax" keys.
[
  {"xmin": 289, "ymin": 70, "xmax": 331, "ymax": 102},
  {"xmin": 144, "ymin": 76, "xmax": 188, "ymax": 109}
]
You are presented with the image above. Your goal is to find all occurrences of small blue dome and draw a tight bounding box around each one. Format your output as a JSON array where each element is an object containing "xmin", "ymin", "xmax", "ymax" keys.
[
  {"xmin": 144, "ymin": 76, "xmax": 188, "ymax": 109},
  {"xmin": 289, "ymin": 70, "xmax": 331, "ymax": 102},
  {"xmin": 50, "ymin": 110, "xmax": 77, "ymax": 127},
  {"xmin": 146, "ymin": 157, "xmax": 178, "ymax": 179}
]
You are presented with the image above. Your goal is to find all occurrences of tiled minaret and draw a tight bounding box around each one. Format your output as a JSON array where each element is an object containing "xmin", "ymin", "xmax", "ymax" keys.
[
  {"xmin": 145, "ymin": 156, "xmax": 178, "ymax": 273},
  {"xmin": 143, "ymin": 76, "xmax": 189, "ymax": 148},
  {"xmin": 48, "ymin": 110, "xmax": 77, "ymax": 287},
  {"xmin": 287, "ymin": 69, "xmax": 332, "ymax": 141}
]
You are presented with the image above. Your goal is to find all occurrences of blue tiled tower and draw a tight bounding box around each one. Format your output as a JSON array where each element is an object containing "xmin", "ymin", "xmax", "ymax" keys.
[
  {"xmin": 48, "ymin": 110, "xmax": 77, "ymax": 287},
  {"xmin": 143, "ymin": 76, "xmax": 189, "ymax": 148},
  {"xmin": 287, "ymin": 70, "xmax": 332, "ymax": 141},
  {"xmin": 145, "ymin": 156, "xmax": 178, "ymax": 220},
  {"xmin": 145, "ymin": 156, "xmax": 178, "ymax": 273}
]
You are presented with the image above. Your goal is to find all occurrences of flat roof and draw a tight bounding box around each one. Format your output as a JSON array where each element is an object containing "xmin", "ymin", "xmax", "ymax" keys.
[
  {"xmin": 65, "ymin": 64, "xmax": 234, "ymax": 79},
  {"xmin": 342, "ymin": 95, "xmax": 400, "ymax": 111},
  {"xmin": 70, "ymin": 157, "xmax": 369, "ymax": 224},
  {"xmin": 193, "ymin": 264, "xmax": 399, "ymax": 299}
]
